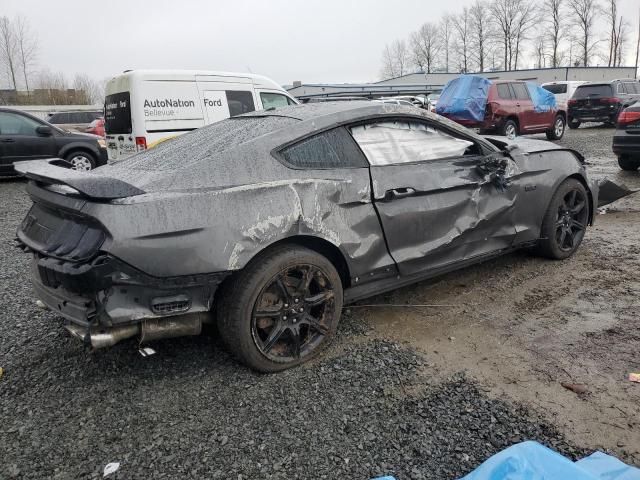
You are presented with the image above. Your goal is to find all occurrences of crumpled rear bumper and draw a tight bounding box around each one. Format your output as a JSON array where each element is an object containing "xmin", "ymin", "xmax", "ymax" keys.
[{"xmin": 29, "ymin": 254, "xmax": 229, "ymax": 328}]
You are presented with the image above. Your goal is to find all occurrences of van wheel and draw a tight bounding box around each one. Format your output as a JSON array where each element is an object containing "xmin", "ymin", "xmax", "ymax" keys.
[
  {"xmin": 568, "ymin": 118, "xmax": 580, "ymax": 129},
  {"xmin": 618, "ymin": 156, "xmax": 640, "ymax": 171},
  {"xmin": 216, "ymin": 245, "xmax": 343, "ymax": 372},
  {"xmin": 66, "ymin": 151, "xmax": 96, "ymax": 171},
  {"xmin": 501, "ymin": 120, "xmax": 518, "ymax": 139},
  {"xmin": 546, "ymin": 115, "xmax": 565, "ymax": 140}
]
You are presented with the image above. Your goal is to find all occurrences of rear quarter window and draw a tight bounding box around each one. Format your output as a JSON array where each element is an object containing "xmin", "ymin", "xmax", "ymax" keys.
[{"xmin": 279, "ymin": 127, "xmax": 368, "ymax": 169}]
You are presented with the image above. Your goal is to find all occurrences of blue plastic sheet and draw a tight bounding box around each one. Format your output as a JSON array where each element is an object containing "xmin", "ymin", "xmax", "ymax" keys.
[
  {"xmin": 459, "ymin": 441, "xmax": 640, "ymax": 480},
  {"xmin": 526, "ymin": 82, "xmax": 557, "ymax": 113},
  {"xmin": 576, "ymin": 452, "xmax": 640, "ymax": 480},
  {"xmin": 435, "ymin": 75, "xmax": 492, "ymax": 122}
]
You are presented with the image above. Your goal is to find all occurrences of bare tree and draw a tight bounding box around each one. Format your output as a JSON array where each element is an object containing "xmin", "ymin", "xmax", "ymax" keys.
[
  {"xmin": 606, "ymin": 0, "xmax": 619, "ymax": 66},
  {"xmin": 379, "ymin": 39, "xmax": 410, "ymax": 79},
  {"xmin": 73, "ymin": 73, "xmax": 101, "ymax": 104},
  {"xmin": 35, "ymin": 68, "xmax": 69, "ymax": 105},
  {"xmin": 0, "ymin": 17, "xmax": 18, "ymax": 89},
  {"xmin": 440, "ymin": 14, "xmax": 453, "ymax": 71},
  {"xmin": 534, "ymin": 34, "xmax": 547, "ymax": 68},
  {"xmin": 512, "ymin": 1, "xmax": 538, "ymax": 69},
  {"xmin": 544, "ymin": 0, "xmax": 566, "ymax": 67},
  {"xmin": 614, "ymin": 17, "xmax": 628, "ymax": 67},
  {"xmin": 13, "ymin": 16, "xmax": 38, "ymax": 92},
  {"xmin": 470, "ymin": 1, "xmax": 492, "ymax": 72},
  {"xmin": 410, "ymin": 23, "xmax": 442, "ymax": 73},
  {"xmin": 489, "ymin": 0, "xmax": 518, "ymax": 70},
  {"xmin": 452, "ymin": 7, "xmax": 471, "ymax": 73},
  {"xmin": 567, "ymin": 0, "xmax": 601, "ymax": 66}
]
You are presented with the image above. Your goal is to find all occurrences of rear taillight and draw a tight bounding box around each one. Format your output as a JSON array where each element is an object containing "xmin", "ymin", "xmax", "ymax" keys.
[
  {"xmin": 600, "ymin": 97, "xmax": 621, "ymax": 104},
  {"xmin": 617, "ymin": 110, "xmax": 640, "ymax": 126},
  {"xmin": 135, "ymin": 136, "xmax": 147, "ymax": 152},
  {"xmin": 567, "ymin": 99, "xmax": 577, "ymax": 106}
]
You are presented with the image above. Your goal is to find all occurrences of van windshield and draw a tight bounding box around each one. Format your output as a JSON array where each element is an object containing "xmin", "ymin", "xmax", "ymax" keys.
[{"xmin": 105, "ymin": 92, "xmax": 132, "ymax": 134}]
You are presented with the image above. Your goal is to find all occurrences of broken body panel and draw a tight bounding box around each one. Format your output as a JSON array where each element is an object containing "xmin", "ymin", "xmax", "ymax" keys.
[{"xmin": 15, "ymin": 103, "xmax": 598, "ymax": 346}]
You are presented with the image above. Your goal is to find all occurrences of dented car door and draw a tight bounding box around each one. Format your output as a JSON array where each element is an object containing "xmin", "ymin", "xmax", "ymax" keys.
[{"xmin": 351, "ymin": 120, "xmax": 519, "ymax": 276}]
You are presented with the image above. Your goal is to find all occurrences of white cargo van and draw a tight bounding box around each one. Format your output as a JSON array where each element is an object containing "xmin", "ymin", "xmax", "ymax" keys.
[{"xmin": 104, "ymin": 70, "xmax": 298, "ymax": 161}]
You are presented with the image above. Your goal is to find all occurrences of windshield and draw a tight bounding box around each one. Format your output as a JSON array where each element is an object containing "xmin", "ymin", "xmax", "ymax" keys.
[
  {"xmin": 573, "ymin": 84, "xmax": 613, "ymax": 98},
  {"xmin": 104, "ymin": 91, "xmax": 132, "ymax": 134}
]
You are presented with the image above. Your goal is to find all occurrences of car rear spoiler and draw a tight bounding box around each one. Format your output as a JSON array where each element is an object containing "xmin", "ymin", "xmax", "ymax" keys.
[{"xmin": 14, "ymin": 159, "xmax": 145, "ymax": 200}]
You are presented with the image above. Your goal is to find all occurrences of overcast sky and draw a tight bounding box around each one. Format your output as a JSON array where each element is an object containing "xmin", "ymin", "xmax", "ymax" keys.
[{"xmin": 2, "ymin": 0, "xmax": 639, "ymax": 87}]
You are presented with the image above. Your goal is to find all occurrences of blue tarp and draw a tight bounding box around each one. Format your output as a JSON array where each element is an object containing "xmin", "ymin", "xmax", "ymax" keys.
[
  {"xmin": 435, "ymin": 75, "xmax": 492, "ymax": 122},
  {"xmin": 526, "ymin": 82, "xmax": 557, "ymax": 113},
  {"xmin": 372, "ymin": 442, "xmax": 640, "ymax": 480},
  {"xmin": 460, "ymin": 441, "xmax": 640, "ymax": 480},
  {"xmin": 435, "ymin": 76, "xmax": 558, "ymax": 121}
]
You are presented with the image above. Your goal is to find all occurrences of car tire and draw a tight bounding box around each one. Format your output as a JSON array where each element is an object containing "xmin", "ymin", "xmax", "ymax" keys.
[
  {"xmin": 535, "ymin": 178, "xmax": 590, "ymax": 260},
  {"xmin": 501, "ymin": 119, "xmax": 518, "ymax": 139},
  {"xmin": 545, "ymin": 115, "xmax": 566, "ymax": 140},
  {"xmin": 568, "ymin": 119, "xmax": 580, "ymax": 129},
  {"xmin": 65, "ymin": 151, "xmax": 96, "ymax": 171},
  {"xmin": 618, "ymin": 155, "xmax": 640, "ymax": 171},
  {"xmin": 216, "ymin": 244, "xmax": 343, "ymax": 372}
]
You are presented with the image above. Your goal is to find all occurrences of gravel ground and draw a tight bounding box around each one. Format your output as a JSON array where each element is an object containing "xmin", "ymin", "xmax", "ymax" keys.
[{"xmin": 0, "ymin": 178, "xmax": 588, "ymax": 479}]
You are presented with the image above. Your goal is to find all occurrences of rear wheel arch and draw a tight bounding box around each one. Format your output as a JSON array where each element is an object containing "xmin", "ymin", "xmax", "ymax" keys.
[{"xmin": 227, "ymin": 235, "xmax": 352, "ymax": 290}]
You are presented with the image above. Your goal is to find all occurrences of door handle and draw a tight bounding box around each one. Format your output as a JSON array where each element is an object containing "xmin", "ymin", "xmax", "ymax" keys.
[
  {"xmin": 1, "ymin": 138, "xmax": 15, "ymax": 143},
  {"xmin": 385, "ymin": 187, "xmax": 416, "ymax": 201}
]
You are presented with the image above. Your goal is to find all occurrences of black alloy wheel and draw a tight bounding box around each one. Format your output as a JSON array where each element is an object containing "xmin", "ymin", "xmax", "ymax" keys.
[
  {"xmin": 554, "ymin": 188, "xmax": 588, "ymax": 253},
  {"xmin": 536, "ymin": 178, "xmax": 590, "ymax": 260},
  {"xmin": 217, "ymin": 245, "xmax": 343, "ymax": 372},
  {"xmin": 252, "ymin": 264, "xmax": 336, "ymax": 363}
]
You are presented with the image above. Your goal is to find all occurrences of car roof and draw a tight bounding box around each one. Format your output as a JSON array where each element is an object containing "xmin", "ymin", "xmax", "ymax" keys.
[{"xmin": 235, "ymin": 101, "xmax": 491, "ymax": 149}]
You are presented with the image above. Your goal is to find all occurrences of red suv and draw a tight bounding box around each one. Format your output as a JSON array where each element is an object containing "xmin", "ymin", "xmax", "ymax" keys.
[{"xmin": 441, "ymin": 81, "xmax": 566, "ymax": 140}]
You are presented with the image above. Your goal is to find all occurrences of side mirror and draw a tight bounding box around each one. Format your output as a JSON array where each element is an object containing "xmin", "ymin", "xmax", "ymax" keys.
[{"xmin": 36, "ymin": 125, "xmax": 52, "ymax": 136}]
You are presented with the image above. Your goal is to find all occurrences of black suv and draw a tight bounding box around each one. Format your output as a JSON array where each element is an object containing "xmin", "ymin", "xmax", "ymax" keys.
[
  {"xmin": 0, "ymin": 108, "xmax": 107, "ymax": 176},
  {"xmin": 568, "ymin": 79, "xmax": 640, "ymax": 128}
]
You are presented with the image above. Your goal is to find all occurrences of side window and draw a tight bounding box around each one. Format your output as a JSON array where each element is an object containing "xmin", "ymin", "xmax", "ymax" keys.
[
  {"xmin": 280, "ymin": 127, "xmax": 368, "ymax": 169},
  {"xmin": 350, "ymin": 121, "xmax": 476, "ymax": 166},
  {"xmin": 49, "ymin": 113, "xmax": 67, "ymax": 124},
  {"xmin": 511, "ymin": 83, "xmax": 530, "ymax": 100},
  {"xmin": 225, "ymin": 91, "xmax": 255, "ymax": 116},
  {"xmin": 497, "ymin": 84, "xmax": 512, "ymax": 100},
  {"xmin": 623, "ymin": 82, "xmax": 639, "ymax": 94},
  {"xmin": 261, "ymin": 92, "xmax": 295, "ymax": 109},
  {"xmin": 0, "ymin": 111, "xmax": 41, "ymax": 135}
]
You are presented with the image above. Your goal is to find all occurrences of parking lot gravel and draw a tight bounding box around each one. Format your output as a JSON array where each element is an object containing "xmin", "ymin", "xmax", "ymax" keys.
[{"xmin": 1, "ymin": 125, "xmax": 637, "ymax": 478}]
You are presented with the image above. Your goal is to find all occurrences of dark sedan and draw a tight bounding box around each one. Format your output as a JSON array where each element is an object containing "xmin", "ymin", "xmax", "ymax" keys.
[
  {"xmin": 613, "ymin": 102, "xmax": 640, "ymax": 171},
  {"xmin": 0, "ymin": 108, "xmax": 107, "ymax": 176},
  {"xmin": 15, "ymin": 102, "xmax": 598, "ymax": 371}
]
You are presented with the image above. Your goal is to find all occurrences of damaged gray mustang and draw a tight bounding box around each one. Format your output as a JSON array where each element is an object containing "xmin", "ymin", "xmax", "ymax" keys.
[{"xmin": 16, "ymin": 102, "xmax": 598, "ymax": 372}]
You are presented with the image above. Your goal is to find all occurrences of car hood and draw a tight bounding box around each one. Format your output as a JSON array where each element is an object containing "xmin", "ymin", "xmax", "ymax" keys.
[{"xmin": 484, "ymin": 135, "xmax": 584, "ymax": 162}]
